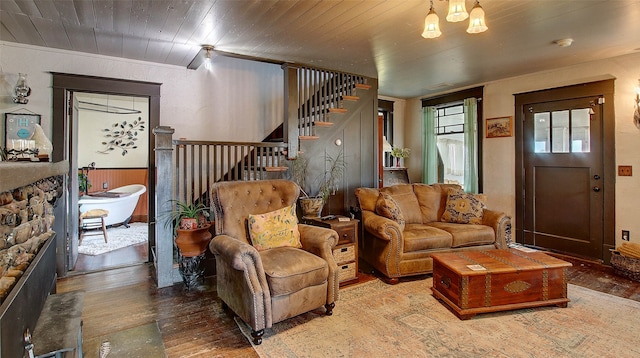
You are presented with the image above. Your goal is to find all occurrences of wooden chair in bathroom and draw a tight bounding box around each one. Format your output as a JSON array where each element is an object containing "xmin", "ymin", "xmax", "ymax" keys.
[{"xmin": 79, "ymin": 209, "xmax": 109, "ymax": 245}]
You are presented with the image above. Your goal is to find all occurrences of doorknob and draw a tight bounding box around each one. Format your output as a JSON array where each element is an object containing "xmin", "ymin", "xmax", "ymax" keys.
[
  {"xmin": 593, "ymin": 174, "xmax": 601, "ymax": 180},
  {"xmin": 592, "ymin": 186, "xmax": 601, "ymax": 192}
]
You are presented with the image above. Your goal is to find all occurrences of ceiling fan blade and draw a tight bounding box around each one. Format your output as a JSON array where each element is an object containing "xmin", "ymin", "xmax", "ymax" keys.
[{"xmin": 187, "ymin": 47, "xmax": 206, "ymax": 70}]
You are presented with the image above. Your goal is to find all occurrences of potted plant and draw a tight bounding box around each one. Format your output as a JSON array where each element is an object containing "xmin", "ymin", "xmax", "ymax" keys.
[
  {"xmin": 287, "ymin": 150, "xmax": 347, "ymax": 217},
  {"xmin": 391, "ymin": 146, "xmax": 410, "ymax": 167},
  {"xmin": 164, "ymin": 200, "xmax": 212, "ymax": 290}
]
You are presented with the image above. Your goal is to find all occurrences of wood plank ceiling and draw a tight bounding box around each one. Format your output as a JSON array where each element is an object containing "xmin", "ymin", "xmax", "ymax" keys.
[{"xmin": 2, "ymin": 0, "xmax": 640, "ymax": 98}]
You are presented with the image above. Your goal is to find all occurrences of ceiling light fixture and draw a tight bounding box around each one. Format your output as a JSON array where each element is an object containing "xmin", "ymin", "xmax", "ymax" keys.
[
  {"xmin": 203, "ymin": 45, "xmax": 214, "ymax": 71},
  {"xmin": 466, "ymin": 1, "xmax": 488, "ymax": 34},
  {"xmin": 421, "ymin": 1, "xmax": 442, "ymax": 39},
  {"xmin": 422, "ymin": 0, "xmax": 488, "ymax": 39},
  {"xmin": 446, "ymin": 0, "xmax": 468, "ymax": 22}
]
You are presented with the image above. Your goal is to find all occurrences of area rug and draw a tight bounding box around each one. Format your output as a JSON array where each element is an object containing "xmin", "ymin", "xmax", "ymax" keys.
[
  {"xmin": 83, "ymin": 322, "xmax": 166, "ymax": 358},
  {"xmin": 78, "ymin": 222, "xmax": 148, "ymax": 256},
  {"xmin": 236, "ymin": 278, "xmax": 640, "ymax": 358}
]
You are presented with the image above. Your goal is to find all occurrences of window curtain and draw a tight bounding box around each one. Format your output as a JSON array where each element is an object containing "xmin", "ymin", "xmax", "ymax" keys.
[
  {"xmin": 422, "ymin": 106, "xmax": 438, "ymax": 184},
  {"xmin": 463, "ymin": 98, "xmax": 478, "ymax": 193}
]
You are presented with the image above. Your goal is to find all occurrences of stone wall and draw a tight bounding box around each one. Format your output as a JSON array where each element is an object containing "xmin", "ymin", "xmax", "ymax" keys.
[{"xmin": 0, "ymin": 176, "xmax": 62, "ymax": 303}]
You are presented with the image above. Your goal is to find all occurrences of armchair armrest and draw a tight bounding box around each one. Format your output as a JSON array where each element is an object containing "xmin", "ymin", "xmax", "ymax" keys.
[
  {"xmin": 298, "ymin": 224, "xmax": 340, "ymax": 303},
  {"xmin": 209, "ymin": 234, "xmax": 272, "ymax": 330},
  {"xmin": 482, "ymin": 209, "xmax": 512, "ymax": 249}
]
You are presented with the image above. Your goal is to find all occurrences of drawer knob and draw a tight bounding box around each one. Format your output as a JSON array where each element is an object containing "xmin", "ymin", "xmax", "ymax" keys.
[{"xmin": 340, "ymin": 247, "xmax": 348, "ymax": 252}]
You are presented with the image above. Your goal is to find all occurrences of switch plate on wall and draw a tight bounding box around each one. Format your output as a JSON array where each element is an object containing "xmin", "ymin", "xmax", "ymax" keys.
[{"xmin": 618, "ymin": 165, "xmax": 632, "ymax": 176}]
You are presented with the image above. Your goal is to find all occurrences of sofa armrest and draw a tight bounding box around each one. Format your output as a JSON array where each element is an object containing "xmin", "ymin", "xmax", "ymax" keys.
[
  {"xmin": 482, "ymin": 209, "xmax": 512, "ymax": 249},
  {"xmin": 360, "ymin": 210, "xmax": 404, "ymax": 278},
  {"xmin": 362, "ymin": 210, "xmax": 402, "ymax": 242},
  {"xmin": 298, "ymin": 224, "xmax": 340, "ymax": 303}
]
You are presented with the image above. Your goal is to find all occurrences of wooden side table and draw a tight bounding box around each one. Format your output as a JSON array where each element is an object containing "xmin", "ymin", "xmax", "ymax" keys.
[{"xmin": 302, "ymin": 216, "xmax": 359, "ymax": 286}]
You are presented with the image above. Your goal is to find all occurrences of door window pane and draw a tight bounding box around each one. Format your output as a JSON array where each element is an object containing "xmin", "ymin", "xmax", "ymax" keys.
[
  {"xmin": 534, "ymin": 112, "xmax": 550, "ymax": 153},
  {"xmin": 551, "ymin": 110, "xmax": 570, "ymax": 153},
  {"xmin": 571, "ymin": 108, "xmax": 590, "ymax": 153}
]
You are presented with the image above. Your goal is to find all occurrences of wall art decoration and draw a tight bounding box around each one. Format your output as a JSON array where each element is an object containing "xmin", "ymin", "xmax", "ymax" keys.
[{"xmin": 99, "ymin": 117, "xmax": 145, "ymax": 156}]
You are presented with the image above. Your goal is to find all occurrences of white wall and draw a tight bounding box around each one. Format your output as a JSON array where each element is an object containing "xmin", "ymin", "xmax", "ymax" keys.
[
  {"xmin": 76, "ymin": 94, "xmax": 149, "ymax": 168},
  {"xmin": 0, "ymin": 42, "xmax": 284, "ymax": 148},
  {"xmin": 404, "ymin": 51, "xmax": 640, "ymax": 247}
]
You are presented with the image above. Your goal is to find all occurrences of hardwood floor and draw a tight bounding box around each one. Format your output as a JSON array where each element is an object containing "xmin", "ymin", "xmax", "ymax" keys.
[
  {"xmin": 56, "ymin": 254, "xmax": 640, "ymax": 357},
  {"xmin": 73, "ymin": 242, "xmax": 149, "ymax": 273}
]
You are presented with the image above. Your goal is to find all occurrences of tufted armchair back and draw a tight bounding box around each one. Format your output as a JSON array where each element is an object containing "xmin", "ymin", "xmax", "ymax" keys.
[{"xmin": 210, "ymin": 179, "xmax": 301, "ymax": 244}]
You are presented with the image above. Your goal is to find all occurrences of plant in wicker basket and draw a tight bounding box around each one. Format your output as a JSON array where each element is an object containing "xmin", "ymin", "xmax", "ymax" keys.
[{"xmin": 286, "ymin": 150, "xmax": 346, "ymax": 217}]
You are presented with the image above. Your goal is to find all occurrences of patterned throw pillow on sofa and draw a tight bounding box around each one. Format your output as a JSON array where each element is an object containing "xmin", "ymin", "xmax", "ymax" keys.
[
  {"xmin": 375, "ymin": 192, "xmax": 406, "ymax": 230},
  {"xmin": 441, "ymin": 190, "xmax": 486, "ymax": 225},
  {"xmin": 248, "ymin": 204, "xmax": 302, "ymax": 251}
]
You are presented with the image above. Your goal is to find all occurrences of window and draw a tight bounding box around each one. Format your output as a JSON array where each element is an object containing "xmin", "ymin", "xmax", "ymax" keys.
[
  {"xmin": 422, "ymin": 87, "xmax": 483, "ymax": 192},
  {"xmin": 534, "ymin": 108, "xmax": 591, "ymax": 153},
  {"xmin": 434, "ymin": 103, "xmax": 465, "ymax": 185}
]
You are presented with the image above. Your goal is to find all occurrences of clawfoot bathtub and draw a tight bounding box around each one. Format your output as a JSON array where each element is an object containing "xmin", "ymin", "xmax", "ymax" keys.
[{"xmin": 78, "ymin": 184, "xmax": 146, "ymax": 227}]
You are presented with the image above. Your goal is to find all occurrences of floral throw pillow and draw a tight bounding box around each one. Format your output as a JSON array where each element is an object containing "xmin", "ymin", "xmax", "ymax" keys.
[
  {"xmin": 375, "ymin": 192, "xmax": 406, "ymax": 230},
  {"xmin": 441, "ymin": 190, "xmax": 486, "ymax": 225},
  {"xmin": 248, "ymin": 205, "xmax": 302, "ymax": 251}
]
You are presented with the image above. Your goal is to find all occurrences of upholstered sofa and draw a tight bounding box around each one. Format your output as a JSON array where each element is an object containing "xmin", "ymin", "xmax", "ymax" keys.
[{"xmin": 355, "ymin": 183, "xmax": 511, "ymax": 284}]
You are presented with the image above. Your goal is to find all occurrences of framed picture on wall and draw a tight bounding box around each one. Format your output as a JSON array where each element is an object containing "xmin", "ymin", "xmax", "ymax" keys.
[
  {"xmin": 486, "ymin": 116, "xmax": 513, "ymax": 138},
  {"xmin": 4, "ymin": 112, "xmax": 41, "ymax": 143}
]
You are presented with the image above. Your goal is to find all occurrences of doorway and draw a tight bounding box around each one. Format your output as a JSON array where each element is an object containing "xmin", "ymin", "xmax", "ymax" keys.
[
  {"xmin": 73, "ymin": 92, "xmax": 150, "ymax": 273},
  {"xmin": 52, "ymin": 73, "xmax": 161, "ymax": 277},
  {"xmin": 515, "ymin": 80, "xmax": 615, "ymax": 262}
]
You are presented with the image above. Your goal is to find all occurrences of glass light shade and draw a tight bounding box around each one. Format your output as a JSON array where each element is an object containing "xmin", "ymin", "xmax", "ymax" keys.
[
  {"xmin": 466, "ymin": 2, "xmax": 488, "ymax": 34},
  {"xmin": 13, "ymin": 73, "xmax": 31, "ymax": 104},
  {"xmin": 446, "ymin": 0, "xmax": 468, "ymax": 22},
  {"xmin": 421, "ymin": 8, "xmax": 442, "ymax": 39}
]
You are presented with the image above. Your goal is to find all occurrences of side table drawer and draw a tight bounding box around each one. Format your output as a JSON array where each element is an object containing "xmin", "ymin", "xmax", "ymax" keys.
[
  {"xmin": 335, "ymin": 226, "xmax": 356, "ymax": 245},
  {"xmin": 333, "ymin": 245, "xmax": 355, "ymax": 264}
]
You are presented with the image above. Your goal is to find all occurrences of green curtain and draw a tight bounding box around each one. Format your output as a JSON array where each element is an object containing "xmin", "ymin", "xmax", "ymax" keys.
[
  {"xmin": 422, "ymin": 106, "xmax": 438, "ymax": 184},
  {"xmin": 463, "ymin": 98, "xmax": 478, "ymax": 193}
]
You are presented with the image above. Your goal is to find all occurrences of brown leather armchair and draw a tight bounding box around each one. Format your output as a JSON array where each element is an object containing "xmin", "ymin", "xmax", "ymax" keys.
[{"xmin": 209, "ymin": 179, "xmax": 339, "ymax": 344}]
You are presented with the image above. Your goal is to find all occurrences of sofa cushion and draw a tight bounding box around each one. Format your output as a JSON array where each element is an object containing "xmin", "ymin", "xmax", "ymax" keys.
[
  {"xmin": 375, "ymin": 192, "xmax": 406, "ymax": 230},
  {"xmin": 413, "ymin": 184, "xmax": 442, "ymax": 223},
  {"xmin": 441, "ymin": 190, "xmax": 486, "ymax": 224},
  {"xmin": 259, "ymin": 246, "xmax": 329, "ymax": 296},
  {"xmin": 403, "ymin": 224, "xmax": 452, "ymax": 252},
  {"xmin": 427, "ymin": 222, "xmax": 495, "ymax": 248},
  {"xmin": 432, "ymin": 184, "xmax": 463, "ymax": 219},
  {"xmin": 248, "ymin": 204, "xmax": 302, "ymax": 251},
  {"xmin": 355, "ymin": 187, "xmax": 380, "ymax": 212},
  {"xmin": 380, "ymin": 185, "xmax": 423, "ymax": 224}
]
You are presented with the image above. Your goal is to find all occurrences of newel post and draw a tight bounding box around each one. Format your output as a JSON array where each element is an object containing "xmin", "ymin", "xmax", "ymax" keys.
[
  {"xmin": 283, "ymin": 64, "xmax": 299, "ymax": 159},
  {"xmin": 154, "ymin": 126, "xmax": 175, "ymax": 288}
]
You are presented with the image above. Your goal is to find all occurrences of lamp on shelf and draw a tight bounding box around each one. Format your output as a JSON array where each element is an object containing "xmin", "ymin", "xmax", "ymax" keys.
[
  {"xmin": 422, "ymin": 0, "xmax": 487, "ymax": 38},
  {"xmin": 13, "ymin": 73, "xmax": 31, "ymax": 104}
]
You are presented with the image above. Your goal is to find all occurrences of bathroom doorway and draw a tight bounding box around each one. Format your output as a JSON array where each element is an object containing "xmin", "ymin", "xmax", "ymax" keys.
[
  {"xmin": 74, "ymin": 93, "xmax": 150, "ymax": 273},
  {"xmin": 52, "ymin": 73, "xmax": 161, "ymax": 277}
]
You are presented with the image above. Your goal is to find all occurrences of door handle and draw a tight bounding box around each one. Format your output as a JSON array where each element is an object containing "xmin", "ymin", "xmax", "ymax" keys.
[
  {"xmin": 593, "ymin": 174, "xmax": 601, "ymax": 180},
  {"xmin": 592, "ymin": 186, "xmax": 601, "ymax": 192}
]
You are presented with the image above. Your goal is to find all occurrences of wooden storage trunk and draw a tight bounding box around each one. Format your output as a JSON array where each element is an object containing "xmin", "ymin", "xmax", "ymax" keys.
[{"xmin": 431, "ymin": 249, "xmax": 572, "ymax": 319}]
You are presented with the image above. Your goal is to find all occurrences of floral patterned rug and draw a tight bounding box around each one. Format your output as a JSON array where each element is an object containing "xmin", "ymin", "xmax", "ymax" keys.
[{"xmin": 237, "ymin": 277, "xmax": 640, "ymax": 357}]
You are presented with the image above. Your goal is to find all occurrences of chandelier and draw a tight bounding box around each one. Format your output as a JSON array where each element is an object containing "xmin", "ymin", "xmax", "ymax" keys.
[{"xmin": 422, "ymin": 0, "xmax": 487, "ymax": 39}]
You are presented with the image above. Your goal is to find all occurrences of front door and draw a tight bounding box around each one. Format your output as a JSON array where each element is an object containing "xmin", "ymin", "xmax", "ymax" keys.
[{"xmin": 522, "ymin": 96, "xmax": 604, "ymax": 259}]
